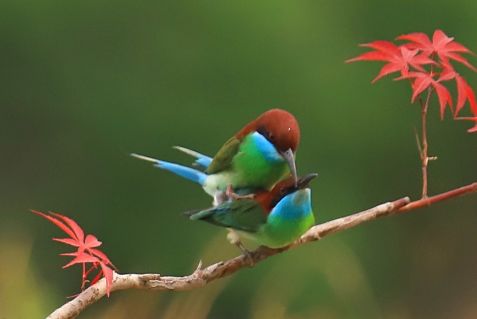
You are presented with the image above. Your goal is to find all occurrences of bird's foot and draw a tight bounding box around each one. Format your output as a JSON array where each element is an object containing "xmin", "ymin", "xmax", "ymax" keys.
[
  {"xmin": 226, "ymin": 185, "xmax": 255, "ymax": 201},
  {"xmin": 237, "ymin": 243, "xmax": 255, "ymax": 266},
  {"xmin": 226, "ymin": 230, "xmax": 255, "ymax": 266}
]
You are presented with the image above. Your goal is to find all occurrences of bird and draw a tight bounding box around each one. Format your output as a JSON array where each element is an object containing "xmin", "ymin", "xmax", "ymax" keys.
[
  {"xmin": 131, "ymin": 109, "xmax": 301, "ymax": 205},
  {"xmin": 186, "ymin": 173, "xmax": 317, "ymax": 249}
]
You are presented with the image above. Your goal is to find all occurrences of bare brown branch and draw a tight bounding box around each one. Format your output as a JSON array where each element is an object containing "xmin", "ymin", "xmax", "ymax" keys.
[
  {"xmin": 418, "ymin": 87, "xmax": 434, "ymax": 198},
  {"xmin": 46, "ymin": 182, "xmax": 477, "ymax": 319}
]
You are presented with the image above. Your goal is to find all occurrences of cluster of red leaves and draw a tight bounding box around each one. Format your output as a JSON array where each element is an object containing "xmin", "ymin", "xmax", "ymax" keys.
[
  {"xmin": 347, "ymin": 29, "xmax": 477, "ymax": 133},
  {"xmin": 32, "ymin": 210, "xmax": 116, "ymax": 296}
]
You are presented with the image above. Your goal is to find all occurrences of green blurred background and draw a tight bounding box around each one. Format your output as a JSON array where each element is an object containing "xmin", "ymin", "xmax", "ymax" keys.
[{"xmin": 1, "ymin": 0, "xmax": 476, "ymax": 318}]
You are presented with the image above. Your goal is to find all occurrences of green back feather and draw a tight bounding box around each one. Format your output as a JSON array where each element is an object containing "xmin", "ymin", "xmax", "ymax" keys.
[{"xmin": 188, "ymin": 199, "xmax": 266, "ymax": 233}]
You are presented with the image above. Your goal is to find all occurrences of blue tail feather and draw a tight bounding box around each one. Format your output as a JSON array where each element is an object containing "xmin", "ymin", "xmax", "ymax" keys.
[
  {"xmin": 173, "ymin": 146, "xmax": 213, "ymax": 170},
  {"xmin": 131, "ymin": 153, "xmax": 207, "ymax": 186},
  {"xmin": 155, "ymin": 160, "xmax": 207, "ymax": 186}
]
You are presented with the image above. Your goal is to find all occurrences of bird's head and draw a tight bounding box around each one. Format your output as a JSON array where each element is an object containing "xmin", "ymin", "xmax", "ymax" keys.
[
  {"xmin": 255, "ymin": 109, "xmax": 300, "ymax": 153},
  {"xmin": 239, "ymin": 109, "xmax": 301, "ymax": 184},
  {"xmin": 258, "ymin": 173, "xmax": 318, "ymax": 210}
]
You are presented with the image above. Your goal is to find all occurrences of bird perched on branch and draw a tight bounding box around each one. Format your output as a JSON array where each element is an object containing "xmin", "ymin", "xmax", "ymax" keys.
[
  {"xmin": 131, "ymin": 109, "xmax": 301, "ymax": 205},
  {"xmin": 186, "ymin": 173, "xmax": 317, "ymax": 249}
]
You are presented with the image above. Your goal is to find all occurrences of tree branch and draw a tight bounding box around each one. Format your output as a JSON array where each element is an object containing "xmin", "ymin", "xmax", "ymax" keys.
[
  {"xmin": 418, "ymin": 87, "xmax": 434, "ymax": 198},
  {"xmin": 46, "ymin": 182, "xmax": 477, "ymax": 319}
]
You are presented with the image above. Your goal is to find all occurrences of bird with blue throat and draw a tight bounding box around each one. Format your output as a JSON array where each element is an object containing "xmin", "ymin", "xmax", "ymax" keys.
[
  {"xmin": 131, "ymin": 109, "xmax": 301, "ymax": 205},
  {"xmin": 186, "ymin": 173, "xmax": 317, "ymax": 251}
]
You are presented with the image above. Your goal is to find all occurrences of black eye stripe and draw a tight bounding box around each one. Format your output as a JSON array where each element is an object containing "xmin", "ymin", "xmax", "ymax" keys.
[
  {"xmin": 270, "ymin": 185, "xmax": 295, "ymax": 208},
  {"xmin": 256, "ymin": 127, "xmax": 274, "ymax": 144},
  {"xmin": 256, "ymin": 126, "xmax": 267, "ymax": 136},
  {"xmin": 257, "ymin": 127, "xmax": 271, "ymax": 141}
]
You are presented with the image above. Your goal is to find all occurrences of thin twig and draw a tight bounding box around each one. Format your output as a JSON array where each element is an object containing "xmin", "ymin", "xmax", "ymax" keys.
[
  {"xmin": 398, "ymin": 182, "xmax": 477, "ymax": 212},
  {"xmin": 418, "ymin": 87, "xmax": 434, "ymax": 198},
  {"xmin": 45, "ymin": 181, "xmax": 477, "ymax": 319},
  {"xmin": 414, "ymin": 127, "xmax": 423, "ymax": 156}
]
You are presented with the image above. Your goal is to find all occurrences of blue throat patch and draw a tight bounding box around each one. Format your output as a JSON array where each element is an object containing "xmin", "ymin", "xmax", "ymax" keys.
[{"xmin": 250, "ymin": 132, "xmax": 283, "ymax": 162}]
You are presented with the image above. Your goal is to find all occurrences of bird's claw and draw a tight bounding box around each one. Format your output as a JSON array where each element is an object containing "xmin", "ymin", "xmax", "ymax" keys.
[
  {"xmin": 226, "ymin": 185, "xmax": 255, "ymax": 201},
  {"xmin": 226, "ymin": 230, "xmax": 255, "ymax": 266},
  {"xmin": 236, "ymin": 242, "xmax": 255, "ymax": 266}
]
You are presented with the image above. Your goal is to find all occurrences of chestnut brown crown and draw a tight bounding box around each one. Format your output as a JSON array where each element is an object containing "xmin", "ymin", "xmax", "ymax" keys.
[
  {"xmin": 255, "ymin": 172, "xmax": 317, "ymax": 212},
  {"xmin": 258, "ymin": 176, "xmax": 298, "ymax": 211},
  {"xmin": 237, "ymin": 108, "xmax": 301, "ymax": 153}
]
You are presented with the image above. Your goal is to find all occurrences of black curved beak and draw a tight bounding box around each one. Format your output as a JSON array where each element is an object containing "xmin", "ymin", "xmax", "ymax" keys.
[
  {"xmin": 296, "ymin": 173, "xmax": 318, "ymax": 189},
  {"xmin": 281, "ymin": 148, "xmax": 298, "ymax": 186}
]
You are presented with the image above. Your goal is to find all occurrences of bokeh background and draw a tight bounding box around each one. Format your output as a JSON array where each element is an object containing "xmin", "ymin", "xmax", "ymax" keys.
[{"xmin": 1, "ymin": 1, "xmax": 477, "ymax": 318}]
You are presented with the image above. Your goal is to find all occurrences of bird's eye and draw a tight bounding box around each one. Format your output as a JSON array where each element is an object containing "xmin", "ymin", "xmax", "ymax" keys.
[{"xmin": 268, "ymin": 133, "xmax": 274, "ymax": 141}]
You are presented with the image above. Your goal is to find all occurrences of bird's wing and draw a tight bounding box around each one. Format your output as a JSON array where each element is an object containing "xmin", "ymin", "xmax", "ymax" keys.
[
  {"xmin": 205, "ymin": 136, "xmax": 241, "ymax": 174},
  {"xmin": 186, "ymin": 199, "xmax": 266, "ymax": 233}
]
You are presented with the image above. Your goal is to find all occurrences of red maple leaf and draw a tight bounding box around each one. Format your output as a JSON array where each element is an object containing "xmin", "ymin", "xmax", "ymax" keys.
[
  {"xmin": 347, "ymin": 41, "xmax": 434, "ymax": 82},
  {"xmin": 439, "ymin": 68, "xmax": 477, "ymax": 132},
  {"xmin": 397, "ymin": 30, "xmax": 477, "ymax": 71},
  {"xmin": 348, "ymin": 29, "xmax": 477, "ymax": 133},
  {"xmin": 455, "ymin": 74, "xmax": 477, "ymax": 115},
  {"xmin": 32, "ymin": 210, "xmax": 117, "ymax": 296},
  {"xmin": 398, "ymin": 71, "xmax": 453, "ymax": 119}
]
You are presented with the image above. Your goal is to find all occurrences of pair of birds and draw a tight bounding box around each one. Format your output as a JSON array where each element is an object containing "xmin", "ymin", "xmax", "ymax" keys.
[{"xmin": 132, "ymin": 109, "xmax": 317, "ymax": 250}]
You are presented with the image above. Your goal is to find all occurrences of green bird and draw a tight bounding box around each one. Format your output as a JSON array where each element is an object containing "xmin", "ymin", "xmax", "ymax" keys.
[
  {"xmin": 187, "ymin": 173, "xmax": 317, "ymax": 249},
  {"xmin": 131, "ymin": 109, "xmax": 301, "ymax": 204}
]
